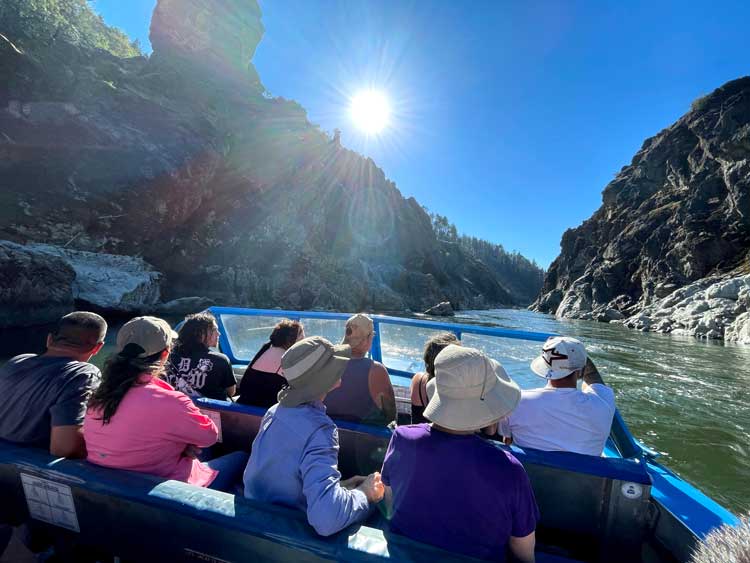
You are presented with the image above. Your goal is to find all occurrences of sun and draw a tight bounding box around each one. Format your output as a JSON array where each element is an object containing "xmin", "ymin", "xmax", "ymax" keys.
[{"xmin": 349, "ymin": 90, "xmax": 391, "ymax": 135}]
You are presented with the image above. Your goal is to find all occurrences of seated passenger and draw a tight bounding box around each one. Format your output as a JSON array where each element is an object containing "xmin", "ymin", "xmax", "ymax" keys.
[
  {"xmin": 84, "ymin": 316, "xmax": 247, "ymax": 492},
  {"xmin": 499, "ymin": 336, "xmax": 616, "ymax": 456},
  {"xmin": 409, "ymin": 332, "xmax": 459, "ymax": 424},
  {"xmin": 236, "ymin": 319, "xmax": 304, "ymax": 408},
  {"xmin": 0, "ymin": 312, "xmax": 106, "ymax": 458},
  {"xmin": 324, "ymin": 314, "xmax": 396, "ymax": 425},
  {"xmin": 382, "ymin": 345, "xmax": 539, "ymax": 562},
  {"xmin": 165, "ymin": 312, "xmax": 236, "ymax": 401},
  {"xmin": 243, "ymin": 336, "xmax": 384, "ymax": 536}
]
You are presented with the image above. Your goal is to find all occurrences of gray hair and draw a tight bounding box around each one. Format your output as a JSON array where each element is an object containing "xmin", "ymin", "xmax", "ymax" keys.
[{"xmin": 690, "ymin": 517, "xmax": 750, "ymax": 563}]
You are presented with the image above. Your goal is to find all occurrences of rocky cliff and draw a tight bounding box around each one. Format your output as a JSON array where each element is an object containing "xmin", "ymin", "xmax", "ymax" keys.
[
  {"xmin": 0, "ymin": 0, "xmax": 542, "ymax": 327},
  {"xmin": 533, "ymin": 77, "xmax": 750, "ymax": 342}
]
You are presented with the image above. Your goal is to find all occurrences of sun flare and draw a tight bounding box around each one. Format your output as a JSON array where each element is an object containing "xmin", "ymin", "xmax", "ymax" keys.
[{"xmin": 349, "ymin": 90, "xmax": 391, "ymax": 135}]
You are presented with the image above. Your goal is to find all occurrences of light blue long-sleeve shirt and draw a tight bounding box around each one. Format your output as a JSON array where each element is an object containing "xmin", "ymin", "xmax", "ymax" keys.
[{"xmin": 243, "ymin": 401, "xmax": 370, "ymax": 536}]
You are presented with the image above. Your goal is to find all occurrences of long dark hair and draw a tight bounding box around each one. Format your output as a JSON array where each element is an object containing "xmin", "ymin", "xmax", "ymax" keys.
[
  {"xmin": 88, "ymin": 345, "xmax": 165, "ymax": 424},
  {"xmin": 173, "ymin": 312, "xmax": 217, "ymax": 355}
]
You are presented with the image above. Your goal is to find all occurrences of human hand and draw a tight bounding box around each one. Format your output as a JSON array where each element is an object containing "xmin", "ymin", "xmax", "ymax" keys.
[
  {"xmin": 341, "ymin": 475, "xmax": 367, "ymax": 490},
  {"xmin": 357, "ymin": 472, "xmax": 385, "ymax": 503},
  {"xmin": 181, "ymin": 444, "xmax": 202, "ymax": 459}
]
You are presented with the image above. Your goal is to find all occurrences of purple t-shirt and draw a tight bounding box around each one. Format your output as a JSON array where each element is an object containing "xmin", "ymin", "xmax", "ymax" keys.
[{"xmin": 381, "ymin": 424, "xmax": 539, "ymax": 561}]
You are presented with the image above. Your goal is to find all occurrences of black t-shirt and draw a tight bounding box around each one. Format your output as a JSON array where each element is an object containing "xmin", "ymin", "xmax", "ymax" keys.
[
  {"xmin": 0, "ymin": 354, "xmax": 101, "ymax": 449},
  {"xmin": 165, "ymin": 345, "xmax": 236, "ymax": 401}
]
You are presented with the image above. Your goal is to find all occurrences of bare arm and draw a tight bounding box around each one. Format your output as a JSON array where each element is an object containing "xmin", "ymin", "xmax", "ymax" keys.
[
  {"xmin": 369, "ymin": 363, "xmax": 397, "ymax": 423},
  {"xmin": 581, "ymin": 357, "xmax": 605, "ymax": 387},
  {"xmin": 50, "ymin": 425, "xmax": 87, "ymax": 459},
  {"xmin": 508, "ymin": 531, "xmax": 536, "ymax": 562},
  {"xmin": 226, "ymin": 384, "xmax": 237, "ymax": 397}
]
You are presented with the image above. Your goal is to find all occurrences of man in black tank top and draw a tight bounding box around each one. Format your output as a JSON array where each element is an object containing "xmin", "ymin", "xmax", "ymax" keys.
[{"xmin": 324, "ymin": 314, "xmax": 396, "ymax": 425}]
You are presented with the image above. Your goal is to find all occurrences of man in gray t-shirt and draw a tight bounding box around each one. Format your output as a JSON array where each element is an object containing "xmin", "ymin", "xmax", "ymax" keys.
[{"xmin": 0, "ymin": 312, "xmax": 107, "ymax": 458}]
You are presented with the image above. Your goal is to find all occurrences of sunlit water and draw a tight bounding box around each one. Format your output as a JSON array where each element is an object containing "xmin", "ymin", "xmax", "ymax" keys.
[
  {"xmin": 4, "ymin": 308, "xmax": 748, "ymax": 515},
  {"xmin": 456, "ymin": 309, "xmax": 750, "ymax": 516}
]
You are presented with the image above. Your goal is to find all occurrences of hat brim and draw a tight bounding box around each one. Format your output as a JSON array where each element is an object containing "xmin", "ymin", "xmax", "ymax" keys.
[
  {"xmin": 423, "ymin": 361, "xmax": 521, "ymax": 432},
  {"xmin": 278, "ymin": 346, "xmax": 351, "ymax": 407},
  {"xmin": 530, "ymin": 355, "xmax": 576, "ymax": 380}
]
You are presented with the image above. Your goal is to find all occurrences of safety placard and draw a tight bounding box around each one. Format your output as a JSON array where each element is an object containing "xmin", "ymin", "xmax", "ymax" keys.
[
  {"xmin": 201, "ymin": 409, "xmax": 223, "ymax": 442},
  {"xmin": 21, "ymin": 473, "xmax": 80, "ymax": 532}
]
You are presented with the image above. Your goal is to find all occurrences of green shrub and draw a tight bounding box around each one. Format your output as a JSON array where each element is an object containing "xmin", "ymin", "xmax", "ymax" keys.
[{"xmin": 0, "ymin": 0, "xmax": 142, "ymax": 58}]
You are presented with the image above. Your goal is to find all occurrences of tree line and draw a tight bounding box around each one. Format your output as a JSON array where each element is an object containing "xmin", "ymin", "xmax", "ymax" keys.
[{"xmin": 430, "ymin": 212, "xmax": 545, "ymax": 304}]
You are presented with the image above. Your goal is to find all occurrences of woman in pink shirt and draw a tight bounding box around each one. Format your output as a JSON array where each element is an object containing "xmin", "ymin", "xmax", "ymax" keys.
[{"xmin": 84, "ymin": 316, "xmax": 247, "ymax": 491}]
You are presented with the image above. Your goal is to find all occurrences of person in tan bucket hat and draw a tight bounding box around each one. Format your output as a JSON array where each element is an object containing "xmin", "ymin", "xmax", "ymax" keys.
[
  {"xmin": 243, "ymin": 336, "xmax": 384, "ymax": 536},
  {"xmin": 381, "ymin": 345, "xmax": 539, "ymax": 562},
  {"xmin": 324, "ymin": 314, "xmax": 396, "ymax": 426}
]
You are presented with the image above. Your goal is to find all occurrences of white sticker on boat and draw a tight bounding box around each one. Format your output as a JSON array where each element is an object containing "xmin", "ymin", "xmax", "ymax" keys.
[
  {"xmin": 201, "ymin": 409, "xmax": 223, "ymax": 443},
  {"xmin": 21, "ymin": 473, "xmax": 80, "ymax": 532},
  {"xmin": 621, "ymin": 482, "xmax": 643, "ymax": 500}
]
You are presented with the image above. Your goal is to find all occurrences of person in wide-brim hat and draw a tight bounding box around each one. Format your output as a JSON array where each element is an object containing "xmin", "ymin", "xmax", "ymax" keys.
[
  {"xmin": 243, "ymin": 335, "xmax": 385, "ymax": 536},
  {"xmin": 424, "ymin": 344, "xmax": 522, "ymax": 432},
  {"xmin": 380, "ymin": 344, "xmax": 539, "ymax": 561},
  {"xmin": 278, "ymin": 336, "xmax": 352, "ymax": 406}
]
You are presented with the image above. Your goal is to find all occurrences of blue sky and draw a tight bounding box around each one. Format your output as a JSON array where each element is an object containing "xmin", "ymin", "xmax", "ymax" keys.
[{"xmin": 92, "ymin": 0, "xmax": 750, "ymax": 268}]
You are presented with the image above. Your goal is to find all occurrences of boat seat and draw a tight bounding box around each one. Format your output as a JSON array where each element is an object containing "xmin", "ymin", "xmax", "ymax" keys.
[
  {"xmin": 0, "ymin": 441, "xmax": 487, "ymax": 561},
  {"xmin": 197, "ymin": 399, "xmax": 654, "ymax": 562}
]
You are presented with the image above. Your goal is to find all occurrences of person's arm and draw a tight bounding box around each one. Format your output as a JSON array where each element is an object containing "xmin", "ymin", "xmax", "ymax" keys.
[
  {"xmin": 164, "ymin": 394, "xmax": 219, "ymax": 447},
  {"xmin": 300, "ymin": 426, "xmax": 371, "ymax": 536},
  {"xmin": 49, "ymin": 366, "xmax": 100, "ymax": 458},
  {"xmin": 508, "ymin": 532, "xmax": 536, "ymax": 562},
  {"xmin": 581, "ymin": 358, "xmax": 605, "ymax": 388},
  {"xmin": 218, "ymin": 354, "xmax": 238, "ymax": 398},
  {"xmin": 508, "ymin": 463, "xmax": 540, "ymax": 562},
  {"xmin": 369, "ymin": 363, "xmax": 397, "ymax": 424},
  {"xmin": 50, "ymin": 425, "xmax": 86, "ymax": 458}
]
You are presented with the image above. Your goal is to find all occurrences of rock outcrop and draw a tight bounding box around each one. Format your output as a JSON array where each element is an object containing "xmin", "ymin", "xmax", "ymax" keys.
[
  {"xmin": 0, "ymin": 0, "xmax": 541, "ymax": 328},
  {"xmin": 424, "ymin": 301, "xmax": 455, "ymax": 317},
  {"xmin": 618, "ymin": 274, "xmax": 750, "ymax": 341},
  {"xmin": 533, "ymin": 77, "xmax": 750, "ymax": 341},
  {"xmin": 0, "ymin": 240, "xmax": 161, "ymax": 327}
]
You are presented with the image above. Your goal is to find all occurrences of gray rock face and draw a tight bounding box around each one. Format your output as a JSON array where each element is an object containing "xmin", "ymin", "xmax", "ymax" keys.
[
  {"xmin": 619, "ymin": 274, "xmax": 750, "ymax": 341},
  {"xmin": 533, "ymin": 76, "xmax": 750, "ymax": 343},
  {"xmin": 0, "ymin": 241, "xmax": 76, "ymax": 327},
  {"xmin": 0, "ymin": 0, "xmax": 535, "ymax": 324},
  {"xmin": 24, "ymin": 243, "xmax": 161, "ymax": 313},
  {"xmin": 0, "ymin": 240, "xmax": 160, "ymax": 327}
]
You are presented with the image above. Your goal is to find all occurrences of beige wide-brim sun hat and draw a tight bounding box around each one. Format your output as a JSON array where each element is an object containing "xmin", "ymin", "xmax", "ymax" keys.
[
  {"xmin": 278, "ymin": 336, "xmax": 352, "ymax": 407},
  {"xmin": 424, "ymin": 345, "xmax": 521, "ymax": 432}
]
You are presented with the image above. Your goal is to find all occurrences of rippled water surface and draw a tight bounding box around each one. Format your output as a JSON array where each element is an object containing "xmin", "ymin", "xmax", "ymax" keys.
[{"xmin": 455, "ymin": 309, "xmax": 750, "ymax": 516}]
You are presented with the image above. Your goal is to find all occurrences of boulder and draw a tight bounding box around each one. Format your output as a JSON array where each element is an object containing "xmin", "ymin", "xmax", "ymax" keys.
[
  {"xmin": 25, "ymin": 243, "xmax": 161, "ymax": 313},
  {"xmin": 726, "ymin": 312, "xmax": 750, "ymax": 344},
  {"xmin": 424, "ymin": 301, "xmax": 455, "ymax": 316},
  {"xmin": 0, "ymin": 240, "xmax": 76, "ymax": 328}
]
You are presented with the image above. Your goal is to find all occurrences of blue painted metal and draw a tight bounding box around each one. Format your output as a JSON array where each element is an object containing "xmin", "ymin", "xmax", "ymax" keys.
[{"xmin": 646, "ymin": 460, "xmax": 740, "ymax": 537}]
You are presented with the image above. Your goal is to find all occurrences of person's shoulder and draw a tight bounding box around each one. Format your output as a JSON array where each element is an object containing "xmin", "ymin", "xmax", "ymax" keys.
[
  {"xmin": 393, "ymin": 423, "xmax": 430, "ymax": 441},
  {"xmin": 208, "ymin": 349, "xmax": 232, "ymax": 365},
  {"xmin": 581, "ymin": 383, "xmax": 616, "ymax": 409},
  {"xmin": 0, "ymin": 354, "xmax": 37, "ymax": 375}
]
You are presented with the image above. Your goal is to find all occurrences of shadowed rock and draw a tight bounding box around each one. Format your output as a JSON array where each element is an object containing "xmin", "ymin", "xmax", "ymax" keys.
[{"xmin": 533, "ymin": 77, "xmax": 750, "ymax": 342}]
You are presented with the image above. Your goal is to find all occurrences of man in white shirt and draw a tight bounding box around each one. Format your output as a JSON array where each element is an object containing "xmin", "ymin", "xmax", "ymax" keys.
[{"xmin": 499, "ymin": 336, "xmax": 616, "ymax": 456}]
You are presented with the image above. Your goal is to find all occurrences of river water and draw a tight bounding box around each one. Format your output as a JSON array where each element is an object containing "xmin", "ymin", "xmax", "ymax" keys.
[
  {"xmin": 456, "ymin": 308, "xmax": 750, "ymax": 516},
  {"xmin": 2, "ymin": 308, "xmax": 747, "ymax": 515}
]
